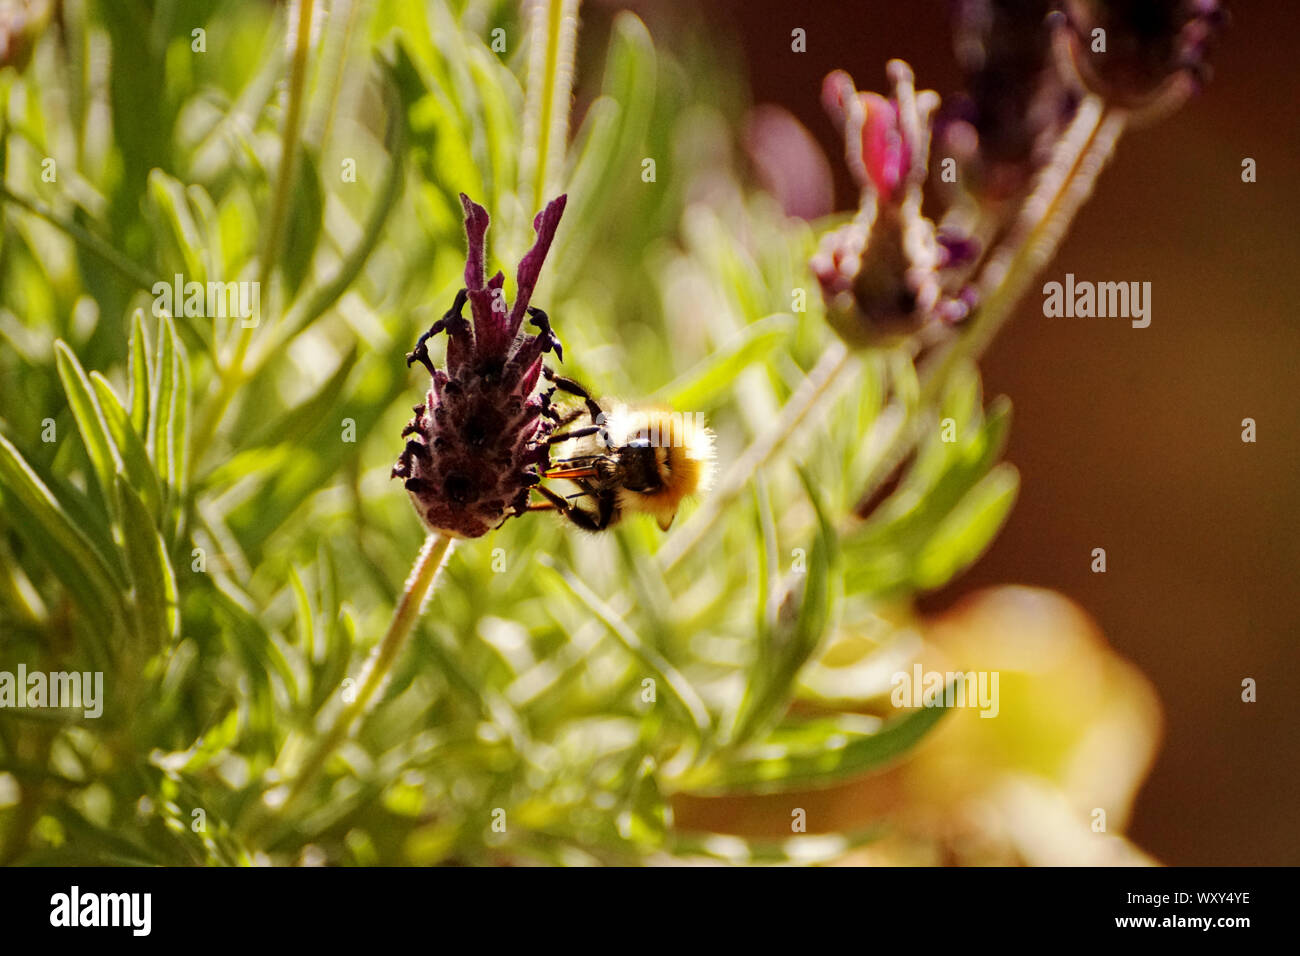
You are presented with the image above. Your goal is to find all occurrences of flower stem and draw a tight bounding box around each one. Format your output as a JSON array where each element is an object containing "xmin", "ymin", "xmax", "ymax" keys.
[
  {"xmin": 850, "ymin": 98, "xmax": 1127, "ymax": 517},
  {"xmin": 247, "ymin": 533, "xmax": 454, "ymax": 843}
]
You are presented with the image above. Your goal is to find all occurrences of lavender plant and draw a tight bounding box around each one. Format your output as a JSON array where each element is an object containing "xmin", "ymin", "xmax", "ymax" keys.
[{"xmin": 0, "ymin": 0, "xmax": 1220, "ymax": 865}]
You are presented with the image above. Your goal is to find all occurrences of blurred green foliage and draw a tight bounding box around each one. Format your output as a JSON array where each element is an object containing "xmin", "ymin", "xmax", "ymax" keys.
[{"xmin": 0, "ymin": 0, "xmax": 1015, "ymax": 865}]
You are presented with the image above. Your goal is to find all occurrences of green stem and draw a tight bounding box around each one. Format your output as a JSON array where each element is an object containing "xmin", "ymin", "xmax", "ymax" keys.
[
  {"xmin": 247, "ymin": 533, "xmax": 454, "ymax": 842},
  {"xmin": 850, "ymin": 98, "xmax": 1127, "ymax": 517}
]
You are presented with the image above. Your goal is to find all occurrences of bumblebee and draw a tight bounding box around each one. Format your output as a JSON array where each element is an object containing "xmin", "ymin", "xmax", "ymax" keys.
[{"xmin": 532, "ymin": 370, "xmax": 715, "ymax": 532}]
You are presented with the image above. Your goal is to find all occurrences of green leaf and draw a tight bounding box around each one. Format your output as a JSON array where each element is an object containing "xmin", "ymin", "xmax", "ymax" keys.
[
  {"xmin": 558, "ymin": 13, "xmax": 656, "ymax": 284},
  {"xmin": 289, "ymin": 565, "xmax": 317, "ymax": 663},
  {"xmin": 466, "ymin": 45, "xmax": 521, "ymax": 209},
  {"xmin": 115, "ymin": 475, "xmax": 180, "ymax": 647},
  {"xmin": 146, "ymin": 169, "xmax": 206, "ymax": 284},
  {"xmin": 268, "ymin": 52, "xmax": 407, "ymax": 352},
  {"xmin": 127, "ymin": 309, "xmax": 151, "ymax": 434},
  {"xmin": 913, "ymin": 463, "xmax": 1020, "ymax": 590},
  {"xmin": 845, "ymin": 395, "xmax": 1015, "ymax": 597},
  {"xmin": 151, "ymin": 708, "xmax": 240, "ymax": 775},
  {"xmin": 281, "ymin": 146, "xmax": 323, "ymax": 299},
  {"xmin": 0, "ymin": 434, "xmax": 124, "ymax": 637},
  {"xmin": 244, "ymin": 347, "xmax": 357, "ymax": 451},
  {"xmin": 542, "ymin": 558, "xmax": 712, "ymax": 742},
  {"xmin": 729, "ymin": 467, "xmax": 838, "ymax": 747},
  {"xmin": 149, "ymin": 313, "xmax": 190, "ymax": 499},
  {"xmin": 205, "ymin": 576, "xmax": 295, "ymax": 753},
  {"xmin": 655, "ymin": 313, "xmax": 794, "ymax": 410},
  {"xmin": 91, "ymin": 372, "xmax": 162, "ymax": 520},
  {"xmin": 679, "ymin": 707, "xmax": 950, "ymax": 796},
  {"xmin": 54, "ymin": 341, "xmax": 124, "ymax": 514}
]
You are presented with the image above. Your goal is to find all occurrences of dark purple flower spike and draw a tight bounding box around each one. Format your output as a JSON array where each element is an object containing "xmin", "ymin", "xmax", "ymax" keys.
[
  {"xmin": 945, "ymin": 0, "xmax": 1080, "ymax": 199},
  {"xmin": 393, "ymin": 193, "xmax": 567, "ymax": 539},
  {"xmin": 1052, "ymin": 0, "xmax": 1227, "ymax": 114}
]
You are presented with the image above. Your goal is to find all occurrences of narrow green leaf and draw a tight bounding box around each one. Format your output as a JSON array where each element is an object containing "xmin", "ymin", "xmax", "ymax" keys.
[
  {"xmin": 914, "ymin": 463, "xmax": 1020, "ymax": 590},
  {"xmin": 730, "ymin": 468, "xmax": 838, "ymax": 747},
  {"xmin": 182, "ymin": 709, "xmax": 242, "ymax": 773},
  {"xmin": 146, "ymin": 169, "xmax": 206, "ymax": 284},
  {"xmin": 281, "ymin": 146, "xmax": 323, "ymax": 298},
  {"xmin": 466, "ymin": 46, "xmax": 520, "ymax": 209},
  {"xmin": 128, "ymin": 309, "xmax": 151, "ymax": 434},
  {"xmin": 149, "ymin": 313, "xmax": 189, "ymax": 497},
  {"xmin": 655, "ymin": 313, "xmax": 794, "ymax": 410},
  {"xmin": 244, "ymin": 347, "xmax": 357, "ymax": 451},
  {"xmin": 543, "ymin": 558, "xmax": 711, "ymax": 742},
  {"xmin": 265, "ymin": 52, "xmax": 407, "ymax": 354},
  {"xmin": 90, "ymin": 372, "xmax": 161, "ymax": 520},
  {"xmin": 679, "ymin": 707, "xmax": 950, "ymax": 796},
  {"xmin": 115, "ymin": 475, "xmax": 179, "ymax": 647},
  {"xmin": 558, "ymin": 13, "xmax": 655, "ymax": 282},
  {"xmin": 845, "ymin": 395, "xmax": 1015, "ymax": 597},
  {"xmin": 0, "ymin": 434, "xmax": 124, "ymax": 632},
  {"xmin": 289, "ymin": 565, "xmax": 317, "ymax": 664},
  {"xmin": 151, "ymin": 709, "xmax": 240, "ymax": 775},
  {"xmin": 519, "ymin": 0, "xmax": 580, "ymax": 213},
  {"xmin": 173, "ymin": 329, "xmax": 191, "ymax": 494},
  {"xmin": 54, "ymin": 341, "xmax": 124, "ymax": 513}
]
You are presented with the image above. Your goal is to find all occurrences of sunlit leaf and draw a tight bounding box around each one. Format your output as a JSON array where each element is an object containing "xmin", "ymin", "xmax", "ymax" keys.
[
  {"xmin": 679, "ymin": 707, "xmax": 950, "ymax": 796},
  {"xmin": 116, "ymin": 475, "xmax": 180, "ymax": 647},
  {"xmin": 0, "ymin": 434, "xmax": 124, "ymax": 643},
  {"xmin": 91, "ymin": 371, "xmax": 162, "ymax": 520},
  {"xmin": 54, "ymin": 340, "xmax": 124, "ymax": 514}
]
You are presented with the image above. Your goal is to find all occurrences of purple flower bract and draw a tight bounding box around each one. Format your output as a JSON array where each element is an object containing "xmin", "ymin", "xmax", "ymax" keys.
[{"xmin": 393, "ymin": 193, "xmax": 567, "ymax": 539}]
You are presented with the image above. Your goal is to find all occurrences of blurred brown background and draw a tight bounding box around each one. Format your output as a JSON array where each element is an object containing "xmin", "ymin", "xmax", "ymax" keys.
[{"xmin": 594, "ymin": 0, "xmax": 1298, "ymax": 865}]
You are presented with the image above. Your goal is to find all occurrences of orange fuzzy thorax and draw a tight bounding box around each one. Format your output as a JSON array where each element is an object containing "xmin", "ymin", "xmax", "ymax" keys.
[{"xmin": 604, "ymin": 407, "xmax": 715, "ymax": 530}]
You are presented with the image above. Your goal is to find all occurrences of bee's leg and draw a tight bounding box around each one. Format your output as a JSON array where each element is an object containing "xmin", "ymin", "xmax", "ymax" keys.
[
  {"xmin": 546, "ymin": 425, "xmax": 602, "ymax": 446},
  {"xmin": 532, "ymin": 485, "xmax": 612, "ymax": 531},
  {"xmin": 541, "ymin": 366, "xmax": 604, "ymax": 428},
  {"xmin": 407, "ymin": 288, "xmax": 470, "ymax": 375},
  {"xmin": 527, "ymin": 307, "xmax": 563, "ymax": 362},
  {"xmin": 544, "ymin": 404, "xmax": 586, "ymax": 428}
]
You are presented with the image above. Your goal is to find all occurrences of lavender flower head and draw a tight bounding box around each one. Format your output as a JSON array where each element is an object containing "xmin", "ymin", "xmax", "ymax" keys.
[
  {"xmin": 945, "ymin": 0, "xmax": 1079, "ymax": 199},
  {"xmin": 393, "ymin": 194, "xmax": 567, "ymax": 539},
  {"xmin": 1053, "ymin": 0, "xmax": 1227, "ymax": 109},
  {"xmin": 811, "ymin": 62, "xmax": 973, "ymax": 347}
]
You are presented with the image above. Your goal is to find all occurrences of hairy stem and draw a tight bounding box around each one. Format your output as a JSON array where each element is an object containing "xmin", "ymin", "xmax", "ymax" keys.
[{"xmin": 850, "ymin": 98, "xmax": 1127, "ymax": 517}]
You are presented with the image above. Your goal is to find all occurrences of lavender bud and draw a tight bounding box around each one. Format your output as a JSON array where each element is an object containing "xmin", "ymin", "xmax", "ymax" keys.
[{"xmin": 813, "ymin": 62, "xmax": 972, "ymax": 347}]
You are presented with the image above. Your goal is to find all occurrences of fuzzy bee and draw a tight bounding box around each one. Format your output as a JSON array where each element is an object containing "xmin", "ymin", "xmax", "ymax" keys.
[{"xmin": 531, "ymin": 371, "xmax": 715, "ymax": 532}]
